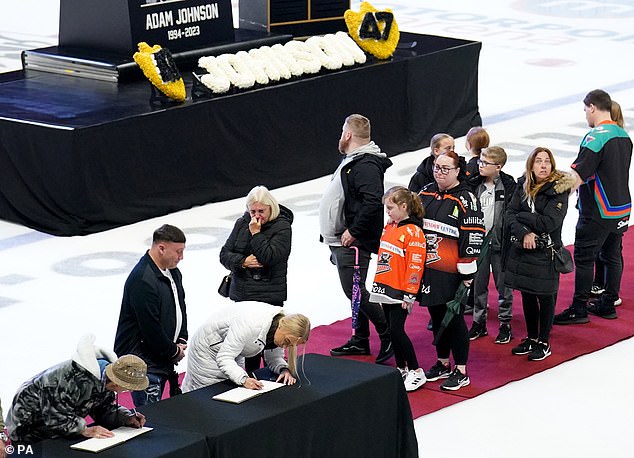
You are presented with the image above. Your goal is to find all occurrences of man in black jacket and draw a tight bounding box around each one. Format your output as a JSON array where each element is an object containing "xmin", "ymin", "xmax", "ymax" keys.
[
  {"xmin": 114, "ymin": 224, "xmax": 188, "ymax": 406},
  {"xmin": 319, "ymin": 114, "xmax": 393, "ymax": 363}
]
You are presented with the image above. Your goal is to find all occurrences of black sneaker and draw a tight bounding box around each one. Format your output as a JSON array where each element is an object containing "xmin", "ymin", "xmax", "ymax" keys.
[
  {"xmin": 592, "ymin": 295, "xmax": 622, "ymax": 306},
  {"xmin": 553, "ymin": 306, "xmax": 589, "ymax": 325},
  {"xmin": 375, "ymin": 340, "xmax": 394, "ymax": 364},
  {"xmin": 424, "ymin": 361, "xmax": 451, "ymax": 381},
  {"xmin": 511, "ymin": 337, "xmax": 537, "ymax": 355},
  {"xmin": 330, "ymin": 338, "xmax": 370, "ymax": 356},
  {"xmin": 590, "ymin": 284, "xmax": 605, "ymax": 296},
  {"xmin": 495, "ymin": 323, "xmax": 512, "ymax": 344},
  {"xmin": 527, "ymin": 341, "xmax": 551, "ymax": 361},
  {"xmin": 587, "ymin": 302, "xmax": 617, "ymax": 320},
  {"xmin": 468, "ymin": 321, "xmax": 488, "ymax": 340},
  {"xmin": 440, "ymin": 368, "xmax": 470, "ymax": 391}
]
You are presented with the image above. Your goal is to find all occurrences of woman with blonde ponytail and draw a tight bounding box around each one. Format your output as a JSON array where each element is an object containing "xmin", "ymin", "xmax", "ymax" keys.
[{"xmin": 277, "ymin": 314, "xmax": 311, "ymax": 378}]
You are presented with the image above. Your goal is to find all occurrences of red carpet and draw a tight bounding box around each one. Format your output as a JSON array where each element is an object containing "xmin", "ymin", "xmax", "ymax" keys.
[
  {"xmin": 308, "ymin": 232, "xmax": 634, "ymax": 419},
  {"xmin": 114, "ymin": 234, "xmax": 634, "ymax": 419}
]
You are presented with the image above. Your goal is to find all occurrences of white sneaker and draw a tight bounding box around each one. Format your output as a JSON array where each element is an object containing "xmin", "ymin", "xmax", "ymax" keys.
[{"xmin": 404, "ymin": 369, "xmax": 426, "ymax": 392}]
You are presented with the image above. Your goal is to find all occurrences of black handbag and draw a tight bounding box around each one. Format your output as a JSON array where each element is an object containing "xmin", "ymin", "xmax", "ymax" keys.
[
  {"xmin": 217, "ymin": 273, "xmax": 232, "ymax": 297},
  {"xmin": 553, "ymin": 246, "xmax": 574, "ymax": 274}
]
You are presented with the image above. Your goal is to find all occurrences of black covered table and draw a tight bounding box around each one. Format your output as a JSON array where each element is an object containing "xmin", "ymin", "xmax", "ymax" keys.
[
  {"xmin": 0, "ymin": 32, "xmax": 481, "ymax": 235},
  {"xmin": 141, "ymin": 353, "xmax": 418, "ymax": 458},
  {"xmin": 34, "ymin": 354, "xmax": 417, "ymax": 457}
]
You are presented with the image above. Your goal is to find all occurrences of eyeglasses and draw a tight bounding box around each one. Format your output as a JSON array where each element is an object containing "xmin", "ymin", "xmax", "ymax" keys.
[
  {"xmin": 477, "ymin": 159, "xmax": 499, "ymax": 167},
  {"xmin": 433, "ymin": 165, "xmax": 458, "ymax": 175}
]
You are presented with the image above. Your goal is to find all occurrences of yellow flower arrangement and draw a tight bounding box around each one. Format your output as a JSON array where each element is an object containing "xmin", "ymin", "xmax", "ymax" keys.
[
  {"xmin": 344, "ymin": 2, "xmax": 400, "ymax": 60},
  {"xmin": 133, "ymin": 42, "xmax": 186, "ymax": 102}
]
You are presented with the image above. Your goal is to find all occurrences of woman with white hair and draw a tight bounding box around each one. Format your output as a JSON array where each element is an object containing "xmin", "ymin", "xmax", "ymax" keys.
[
  {"xmin": 220, "ymin": 185, "xmax": 293, "ymax": 372},
  {"xmin": 220, "ymin": 185, "xmax": 293, "ymax": 306}
]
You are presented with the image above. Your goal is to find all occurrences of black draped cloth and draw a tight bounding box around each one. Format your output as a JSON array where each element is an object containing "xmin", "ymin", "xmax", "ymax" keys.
[
  {"xmin": 35, "ymin": 353, "xmax": 418, "ymax": 457},
  {"xmin": 0, "ymin": 32, "xmax": 481, "ymax": 235}
]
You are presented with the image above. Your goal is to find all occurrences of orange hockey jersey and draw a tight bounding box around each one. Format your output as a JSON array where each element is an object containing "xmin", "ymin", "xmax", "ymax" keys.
[{"xmin": 370, "ymin": 218, "xmax": 426, "ymax": 305}]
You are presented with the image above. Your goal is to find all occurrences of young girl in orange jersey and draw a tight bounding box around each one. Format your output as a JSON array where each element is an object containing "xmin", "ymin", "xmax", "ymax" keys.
[{"xmin": 370, "ymin": 186, "xmax": 427, "ymax": 391}]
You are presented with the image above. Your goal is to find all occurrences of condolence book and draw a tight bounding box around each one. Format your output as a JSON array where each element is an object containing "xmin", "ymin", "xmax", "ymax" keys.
[
  {"xmin": 70, "ymin": 426, "xmax": 153, "ymax": 453},
  {"xmin": 212, "ymin": 380, "xmax": 285, "ymax": 404}
]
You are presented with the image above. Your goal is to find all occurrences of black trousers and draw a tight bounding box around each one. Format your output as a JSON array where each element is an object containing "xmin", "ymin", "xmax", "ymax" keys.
[
  {"xmin": 383, "ymin": 304, "xmax": 419, "ymax": 369},
  {"xmin": 428, "ymin": 304, "xmax": 469, "ymax": 366},
  {"xmin": 521, "ymin": 292, "xmax": 555, "ymax": 343},
  {"xmin": 573, "ymin": 218, "xmax": 623, "ymax": 309},
  {"xmin": 330, "ymin": 245, "xmax": 388, "ymax": 340}
]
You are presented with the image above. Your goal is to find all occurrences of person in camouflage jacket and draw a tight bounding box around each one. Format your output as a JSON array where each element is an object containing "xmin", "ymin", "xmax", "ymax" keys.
[{"xmin": 6, "ymin": 335, "xmax": 148, "ymax": 444}]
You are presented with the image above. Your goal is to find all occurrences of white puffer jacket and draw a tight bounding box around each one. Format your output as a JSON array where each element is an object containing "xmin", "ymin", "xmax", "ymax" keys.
[{"xmin": 182, "ymin": 302, "xmax": 288, "ymax": 392}]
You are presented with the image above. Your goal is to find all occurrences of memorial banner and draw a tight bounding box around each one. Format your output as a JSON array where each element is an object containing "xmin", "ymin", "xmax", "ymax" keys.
[
  {"xmin": 59, "ymin": 0, "xmax": 234, "ymax": 54},
  {"xmin": 134, "ymin": 0, "xmax": 234, "ymax": 51}
]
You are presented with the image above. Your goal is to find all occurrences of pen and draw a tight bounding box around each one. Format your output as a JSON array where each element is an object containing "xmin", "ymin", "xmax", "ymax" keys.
[{"xmin": 250, "ymin": 372, "xmax": 258, "ymax": 380}]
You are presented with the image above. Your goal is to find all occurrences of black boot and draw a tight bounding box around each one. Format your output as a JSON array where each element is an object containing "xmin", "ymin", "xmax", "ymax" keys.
[{"xmin": 375, "ymin": 334, "xmax": 394, "ymax": 364}]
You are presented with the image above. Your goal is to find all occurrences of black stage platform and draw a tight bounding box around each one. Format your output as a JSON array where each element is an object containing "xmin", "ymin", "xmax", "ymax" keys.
[
  {"xmin": 0, "ymin": 32, "xmax": 481, "ymax": 235},
  {"xmin": 33, "ymin": 354, "xmax": 418, "ymax": 458}
]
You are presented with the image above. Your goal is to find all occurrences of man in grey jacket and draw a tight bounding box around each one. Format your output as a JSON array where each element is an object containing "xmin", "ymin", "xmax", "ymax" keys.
[{"xmin": 319, "ymin": 114, "xmax": 393, "ymax": 363}]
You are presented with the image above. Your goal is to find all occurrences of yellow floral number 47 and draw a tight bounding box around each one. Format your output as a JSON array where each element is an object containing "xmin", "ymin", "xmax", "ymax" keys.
[{"xmin": 344, "ymin": 2, "xmax": 400, "ymax": 60}]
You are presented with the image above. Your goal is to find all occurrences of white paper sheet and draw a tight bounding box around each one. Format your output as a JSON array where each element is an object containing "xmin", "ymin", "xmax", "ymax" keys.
[
  {"xmin": 70, "ymin": 426, "xmax": 153, "ymax": 453},
  {"xmin": 212, "ymin": 380, "xmax": 285, "ymax": 404}
]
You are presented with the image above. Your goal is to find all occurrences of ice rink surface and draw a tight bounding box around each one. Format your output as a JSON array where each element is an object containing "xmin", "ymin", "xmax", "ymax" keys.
[{"xmin": 1, "ymin": 1, "xmax": 633, "ymax": 456}]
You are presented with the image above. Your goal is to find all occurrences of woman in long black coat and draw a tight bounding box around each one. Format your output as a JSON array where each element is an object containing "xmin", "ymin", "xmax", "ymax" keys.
[
  {"xmin": 220, "ymin": 185, "xmax": 293, "ymax": 371},
  {"xmin": 505, "ymin": 147, "xmax": 574, "ymax": 361}
]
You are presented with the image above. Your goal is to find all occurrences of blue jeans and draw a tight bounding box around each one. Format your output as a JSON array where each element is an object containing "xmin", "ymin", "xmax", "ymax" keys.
[{"xmin": 131, "ymin": 373, "xmax": 165, "ymax": 407}]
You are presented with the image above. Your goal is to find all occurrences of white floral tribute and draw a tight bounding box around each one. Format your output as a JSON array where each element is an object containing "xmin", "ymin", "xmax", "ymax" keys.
[{"xmin": 197, "ymin": 32, "xmax": 367, "ymax": 95}]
